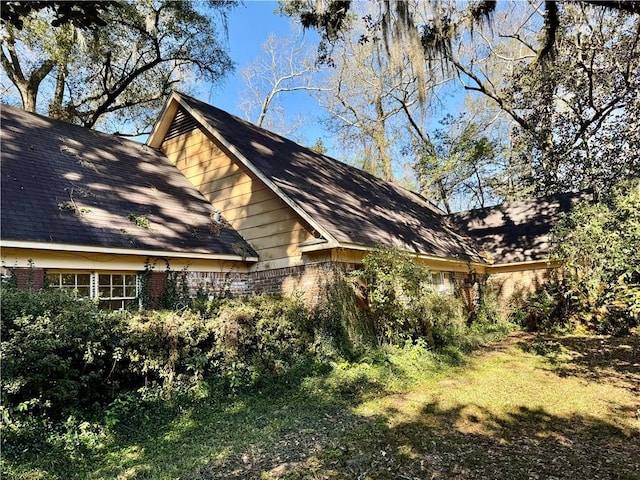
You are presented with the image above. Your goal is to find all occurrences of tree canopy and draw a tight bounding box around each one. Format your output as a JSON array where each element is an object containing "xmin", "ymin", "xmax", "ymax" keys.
[
  {"xmin": 283, "ymin": 0, "xmax": 640, "ymax": 201},
  {"xmin": 1, "ymin": 0, "xmax": 236, "ymax": 134}
]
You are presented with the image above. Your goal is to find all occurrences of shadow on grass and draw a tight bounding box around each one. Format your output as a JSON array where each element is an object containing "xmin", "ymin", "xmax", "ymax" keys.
[
  {"xmin": 313, "ymin": 403, "xmax": 640, "ymax": 480},
  {"xmin": 518, "ymin": 334, "xmax": 640, "ymax": 393},
  {"xmin": 175, "ymin": 397, "xmax": 640, "ymax": 480},
  {"xmin": 5, "ymin": 336, "xmax": 639, "ymax": 480}
]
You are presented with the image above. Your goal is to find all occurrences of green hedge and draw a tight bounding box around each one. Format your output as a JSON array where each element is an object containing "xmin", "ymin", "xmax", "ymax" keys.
[{"xmin": 1, "ymin": 288, "xmax": 320, "ymax": 434}]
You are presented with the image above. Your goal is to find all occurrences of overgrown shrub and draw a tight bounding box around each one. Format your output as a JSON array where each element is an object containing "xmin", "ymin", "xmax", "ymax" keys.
[
  {"xmin": 124, "ymin": 294, "xmax": 317, "ymax": 394},
  {"xmin": 1, "ymin": 286, "xmax": 322, "ymax": 441},
  {"xmin": 124, "ymin": 309, "xmax": 216, "ymax": 395},
  {"xmin": 551, "ymin": 180, "xmax": 640, "ymax": 335},
  {"xmin": 313, "ymin": 268, "xmax": 374, "ymax": 359},
  {"xmin": 211, "ymin": 295, "xmax": 315, "ymax": 390},
  {"xmin": 357, "ymin": 247, "xmax": 467, "ymax": 346},
  {"xmin": 1, "ymin": 285, "xmax": 127, "ymax": 426},
  {"xmin": 511, "ymin": 286, "xmax": 567, "ymax": 332}
]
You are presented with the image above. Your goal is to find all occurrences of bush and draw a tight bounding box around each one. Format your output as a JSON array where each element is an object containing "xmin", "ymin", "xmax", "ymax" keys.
[
  {"xmin": 124, "ymin": 294, "xmax": 317, "ymax": 394},
  {"xmin": 124, "ymin": 309, "xmax": 216, "ymax": 395},
  {"xmin": 1, "ymin": 285, "xmax": 127, "ymax": 426},
  {"xmin": 512, "ymin": 286, "xmax": 566, "ymax": 332},
  {"xmin": 551, "ymin": 180, "xmax": 640, "ymax": 335},
  {"xmin": 211, "ymin": 295, "xmax": 315, "ymax": 390},
  {"xmin": 357, "ymin": 247, "xmax": 467, "ymax": 347},
  {"xmin": 313, "ymin": 268, "xmax": 374, "ymax": 359},
  {"xmin": 1, "ymin": 286, "xmax": 323, "ymax": 440}
]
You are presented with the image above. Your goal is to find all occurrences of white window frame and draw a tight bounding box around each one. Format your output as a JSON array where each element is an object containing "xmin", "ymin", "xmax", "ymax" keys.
[
  {"xmin": 45, "ymin": 271, "xmax": 139, "ymax": 308},
  {"xmin": 45, "ymin": 271, "xmax": 92, "ymax": 298},
  {"xmin": 430, "ymin": 271, "xmax": 455, "ymax": 295}
]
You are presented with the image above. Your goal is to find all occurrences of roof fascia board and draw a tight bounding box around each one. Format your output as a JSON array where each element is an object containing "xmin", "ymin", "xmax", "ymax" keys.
[
  {"xmin": 146, "ymin": 92, "xmax": 181, "ymax": 148},
  {"xmin": 299, "ymin": 242, "xmax": 334, "ymax": 253},
  {"xmin": 329, "ymin": 242, "xmax": 486, "ymax": 268},
  {"xmin": 1, "ymin": 240, "xmax": 258, "ymax": 262},
  {"xmin": 171, "ymin": 95, "xmax": 340, "ymax": 248},
  {"xmin": 486, "ymin": 259, "xmax": 560, "ymax": 270}
]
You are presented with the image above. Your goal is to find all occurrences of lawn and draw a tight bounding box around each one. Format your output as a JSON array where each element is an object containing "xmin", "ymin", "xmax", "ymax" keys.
[{"xmin": 5, "ymin": 332, "xmax": 639, "ymax": 480}]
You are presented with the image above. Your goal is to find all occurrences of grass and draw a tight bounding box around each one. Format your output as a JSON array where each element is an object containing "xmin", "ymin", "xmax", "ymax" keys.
[{"xmin": 4, "ymin": 331, "xmax": 639, "ymax": 480}]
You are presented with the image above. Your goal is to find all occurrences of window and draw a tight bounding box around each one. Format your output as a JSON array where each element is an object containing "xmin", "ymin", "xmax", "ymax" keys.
[
  {"xmin": 45, "ymin": 271, "xmax": 138, "ymax": 309},
  {"xmin": 45, "ymin": 272, "xmax": 91, "ymax": 298},
  {"xmin": 430, "ymin": 272, "xmax": 454, "ymax": 295},
  {"xmin": 97, "ymin": 273, "xmax": 138, "ymax": 310}
]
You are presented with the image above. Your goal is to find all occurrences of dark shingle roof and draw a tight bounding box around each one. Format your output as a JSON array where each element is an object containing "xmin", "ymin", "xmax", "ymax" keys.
[
  {"xmin": 176, "ymin": 94, "xmax": 483, "ymax": 263},
  {"xmin": 1, "ymin": 105, "xmax": 256, "ymax": 258},
  {"xmin": 448, "ymin": 191, "xmax": 592, "ymax": 264}
]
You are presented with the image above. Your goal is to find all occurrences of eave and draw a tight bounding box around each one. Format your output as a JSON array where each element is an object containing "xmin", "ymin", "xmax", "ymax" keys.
[
  {"xmin": 299, "ymin": 240, "xmax": 487, "ymax": 269},
  {"xmin": 0, "ymin": 240, "xmax": 258, "ymax": 263}
]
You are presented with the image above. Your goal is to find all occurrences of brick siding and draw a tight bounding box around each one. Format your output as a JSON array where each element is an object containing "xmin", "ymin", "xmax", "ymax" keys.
[{"xmin": 11, "ymin": 267, "xmax": 45, "ymax": 290}]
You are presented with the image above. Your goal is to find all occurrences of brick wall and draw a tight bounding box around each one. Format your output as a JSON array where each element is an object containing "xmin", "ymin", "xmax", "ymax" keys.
[
  {"xmin": 488, "ymin": 268, "xmax": 554, "ymax": 309},
  {"xmin": 185, "ymin": 262, "xmax": 361, "ymax": 305},
  {"xmin": 148, "ymin": 271, "xmax": 168, "ymax": 309},
  {"xmin": 11, "ymin": 267, "xmax": 45, "ymax": 290}
]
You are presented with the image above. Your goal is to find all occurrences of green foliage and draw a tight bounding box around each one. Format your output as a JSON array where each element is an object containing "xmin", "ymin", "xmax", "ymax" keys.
[
  {"xmin": 546, "ymin": 180, "xmax": 640, "ymax": 334},
  {"xmin": 127, "ymin": 213, "xmax": 150, "ymax": 229},
  {"xmin": 1, "ymin": 285, "xmax": 127, "ymax": 427},
  {"xmin": 357, "ymin": 247, "xmax": 467, "ymax": 346},
  {"xmin": 0, "ymin": 287, "xmax": 321, "ymax": 446},
  {"xmin": 1, "ymin": 280, "xmax": 518, "ymax": 476},
  {"xmin": 2, "ymin": 0, "xmax": 236, "ymax": 133},
  {"xmin": 511, "ymin": 286, "xmax": 567, "ymax": 333},
  {"xmin": 313, "ymin": 268, "xmax": 375, "ymax": 359},
  {"xmin": 508, "ymin": 10, "xmax": 640, "ymax": 195},
  {"xmin": 209, "ymin": 295, "xmax": 315, "ymax": 391},
  {"xmin": 415, "ymin": 114, "xmax": 501, "ymax": 213},
  {"xmin": 509, "ymin": 181, "xmax": 640, "ymax": 335},
  {"xmin": 138, "ymin": 259, "xmax": 190, "ymax": 311}
]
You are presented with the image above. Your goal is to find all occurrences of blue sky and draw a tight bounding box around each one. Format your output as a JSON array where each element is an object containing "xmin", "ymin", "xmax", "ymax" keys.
[{"xmin": 195, "ymin": 1, "xmax": 330, "ymax": 150}]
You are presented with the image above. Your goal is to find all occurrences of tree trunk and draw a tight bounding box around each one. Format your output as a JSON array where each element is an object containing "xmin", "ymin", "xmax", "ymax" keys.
[{"xmin": 49, "ymin": 63, "xmax": 68, "ymax": 120}]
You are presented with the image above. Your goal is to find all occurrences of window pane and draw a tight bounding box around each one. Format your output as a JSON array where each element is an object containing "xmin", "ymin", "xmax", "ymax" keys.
[
  {"xmin": 62, "ymin": 274, "xmax": 75, "ymax": 286},
  {"xmin": 76, "ymin": 287, "xmax": 90, "ymax": 297},
  {"xmin": 99, "ymin": 299, "xmax": 122, "ymax": 310},
  {"xmin": 124, "ymin": 275, "xmax": 136, "ymax": 286},
  {"xmin": 123, "ymin": 298, "xmax": 138, "ymax": 310},
  {"xmin": 124, "ymin": 285, "xmax": 137, "ymax": 297},
  {"xmin": 77, "ymin": 274, "xmax": 91, "ymax": 286},
  {"xmin": 99, "ymin": 274, "xmax": 111, "ymax": 286},
  {"xmin": 99, "ymin": 286, "xmax": 110, "ymax": 298},
  {"xmin": 112, "ymin": 286, "xmax": 124, "ymax": 298},
  {"xmin": 45, "ymin": 274, "xmax": 60, "ymax": 287},
  {"xmin": 112, "ymin": 275, "xmax": 123, "ymax": 286}
]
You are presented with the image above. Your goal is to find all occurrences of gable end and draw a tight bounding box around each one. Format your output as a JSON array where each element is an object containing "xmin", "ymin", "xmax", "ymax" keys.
[{"xmin": 165, "ymin": 107, "xmax": 199, "ymax": 141}]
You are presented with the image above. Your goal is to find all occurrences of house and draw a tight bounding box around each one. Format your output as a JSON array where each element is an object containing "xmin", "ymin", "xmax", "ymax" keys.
[
  {"xmin": 449, "ymin": 190, "xmax": 591, "ymax": 305},
  {"xmin": 1, "ymin": 104, "xmax": 258, "ymax": 307},
  {"xmin": 0, "ymin": 93, "xmax": 587, "ymax": 307}
]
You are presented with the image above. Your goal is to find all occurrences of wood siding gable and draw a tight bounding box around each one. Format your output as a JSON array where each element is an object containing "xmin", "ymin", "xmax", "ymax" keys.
[{"xmin": 160, "ymin": 109, "xmax": 315, "ymax": 268}]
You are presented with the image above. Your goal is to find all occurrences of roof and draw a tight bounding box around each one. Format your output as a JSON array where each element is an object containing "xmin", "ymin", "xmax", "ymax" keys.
[
  {"xmin": 167, "ymin": 93, "xmax": 484, "ymax": 263},
  {"xmin": 1, "ymin": 105, "xmax": 257, "ymax": 259},
  {"xmin": 448, "ymin": 191, "xmax": 592, "ymax": 264}
]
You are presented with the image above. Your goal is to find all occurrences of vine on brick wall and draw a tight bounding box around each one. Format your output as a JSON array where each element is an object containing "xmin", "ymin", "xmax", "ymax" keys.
[{"xmin": 139, "ymin": 259, "xmax": 190, "ymax": 311}]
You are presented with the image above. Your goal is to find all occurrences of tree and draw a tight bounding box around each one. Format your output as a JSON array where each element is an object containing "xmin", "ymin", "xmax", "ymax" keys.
[
  {"xmin": 1, "ymin": 1, "xmax": 112, "ymax": 30},
  {"xmin": 238, "ymin": 29, "xmax": 328, "ymax": 136},
  {"xmin": 287, "ymin": 0, "xmax": 640, "ymax": 195},
  {"xmin": 286, "ymin": 0, "xmax": 640, "ymax": 68},
  {"xmin": 415, "ymin": 112, "xmax": 502, "ymax": 213},
  {"xmin": 551, "ymin": 179, "xmax": 640, "ymax": 334},
  {"xmin": 507, "ymin": 5, "xmax": 640, "ymax": 194},
  {"xmin": 318, "ymin": 35, "xmax": 413, "ymax": 180},
  {"xmin": 1, "ymin": 1, "xmax": 236, "ymax": 134}
]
